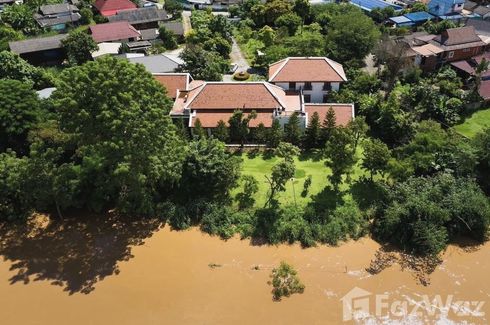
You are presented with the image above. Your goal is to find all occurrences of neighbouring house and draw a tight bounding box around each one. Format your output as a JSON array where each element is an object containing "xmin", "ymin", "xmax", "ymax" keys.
[
  {"xmin": 90, "ymin": 21, "xmax": 141, "ymax": 43},
  {"xmin": 349, "ymin": 0, "xmax": 402, "ymax": 12},
  {"xmin": 129, "ymin": 54, "xmax": 183, "ymax": 73},
  {"xmin": 157, "ymin": 78, "xmax": 354, "ymax": 131},
  {"xmin": 473, "ymin": 6, "xmax": 490, "ymax": 20},
  {"xmin": 402, "ymin": 26, "xmax": 486, "ymax": 71},
  {"xmin": 466, "ymin": 18, "xmax": 490, "ymax": 37},
  {"xmin": 0, "ymin": 0, "xmax": 18, "ymax": 12},
  {"xmin": 34, "ymin": 4, "xmax": 81, "ymax": 31},
  {"xmin": 428, "ymin": 0, "xmax": 464, "ymax": 16},
  {"xmin": 388, "ymin": 11, "xmax": 435, "ymax": 28},
  {"xmin": 94, "ymin": 0, "xmax": 137, "ymax": 17},
  {"xmin": 268, "ymin": 57, "xmax": 347, "ymax": 103},
  {"xmin": 153, "ymin": 73, "xmax": 192, "ymax": 99},
  {"xmin": 464, "ymin": 0, "xmax": 478, "ymax": 11},
  {"xmin": 160, "ymin": 21, "xmax": 185, "ymax": 40},
  {"xmin": 91, "ymin": 42, "xmax": 122, "ymax": 58},
  {"xmin": 108, "ymin": 7, "xmax": 169, "ymax": 29},
  {"xmin": 9, "ymin": 34, "xmax": 68, "ymax": 65}
]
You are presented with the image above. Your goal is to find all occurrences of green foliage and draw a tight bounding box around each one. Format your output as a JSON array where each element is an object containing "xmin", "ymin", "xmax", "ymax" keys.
[
  {"xmin": 178, "ymin": 45, "xmax": 228, "ymax": 81},
  {"xmin": 275, "ymin": 13, "xmax": 302, "ymax": 36},
  {"xmin": 0, "ymin": 152, "xmax": 31, "ymax": 221},
  {"xmin": 213, "ymin": 120, "xmax": 229, "ymax": 142},
  {"xmin": 0, "ymin": 79, "xmax": 41, "ymax": 154},
  {"xmin": 200, "ymin": 203, "xmax": 247, "ymax": 239},
  {"xmin": 373, "ymin": 174, "xmax": 490, "ymax": 255},
  {"xmin": 159, "ymin": 26, "xmax": 178, "ymax": 50},
  {"xmin": 164, "ymin": 0, "xmax": 184, "ymax": 18},
  {"xmin": 265, "ymin": 159, "xmax": 295, "ymax": 207},
  {"xmin": 1, "ymin": 4, "xmax": 38, "ymax": 35},
  {"xmin": 301, "ymin": 175, "xmax": 312, "ymax": 197},
  {"xmin": 236, "ymin": 175, "xmax": 259, "ymax": 210},
  {"xmin": 303, "ymin": 111, "xmax": 321, "ymax": 149},
  {"xmin": 391, "ymin": 120, "xmax": 476, "ymax": 180},
  {"xmin": 52, "ymin": 57, "xmax": 185, "ymax": 215},
  {"xmin": 193, "ymin": 118, "xmax": 206, "ymax": 140},
  {"xmin": 324, "ymin": 5, "xmax": 380, "ymax": 65},
  {"xmin": 423, "ymin": 19, "xmax": 456, "ymax": 35},
  {"xmin": 62, "ymin": 30, "xmax": 98, "ymax": 66},
  {"xmin": 0, "ymin": 51, "xmax": 52, "ymax": 89},
  {"xmin": 473, "ymin": 128, "xmax": 490, "ymax": 193},
  {"xmin": 324, "ymin": 128, "xmax": 356, "ymax": 189},
  {"xmin": 284, "ymin": 112, "xmax": 303, "ymax": 145},
  {"xmin": 0, "ymin": 25, "xmax": 23, "ymax": 51},
  {"xmin": 181, "ymin": 138, "xmax": 241, "ymax": 201},
  {"xmin": 362, "ymin": 138, "xmax": 390, "ymax": 179},
  {"xmin": 269, "ymin": 261, "xmax": 305, "ymax": 301},
  {"xmin": 79, "ymin": 7, "xmax": 93, "ymax": 25},
  {"xmin": 274, "ymin": 142, "xmax": 300, "ymax": 162},
  {"xmin": 267, "ymin": 119, "xmax": 284, "ymax": 148},
  {"xmin": 228, "ymin": 110, "xmax": 257, "ymax": 144}
]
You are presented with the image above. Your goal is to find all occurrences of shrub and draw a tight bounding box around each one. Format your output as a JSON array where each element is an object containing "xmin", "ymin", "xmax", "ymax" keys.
[
  {"xmin": 269, "ymin": 262, "xmax": 305, "ymax": 301},
  {"xmin": 233, "ymin": 71, "xmax": 250, "ymax": 81}
]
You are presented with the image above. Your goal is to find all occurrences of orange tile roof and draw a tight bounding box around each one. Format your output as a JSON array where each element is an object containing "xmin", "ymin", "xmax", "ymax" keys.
[
  {"xmin": 192, "ymin": 110, "xmax": 274, "ymax": 128},
  {"xmin": 188, "ymin": 83, "xmax": 284, "ymax": 110},
  {"xmin": 90, "ymin": 21, "xmax": 140, "ymax": 42},
  {"xmin": 153, "ymin": 73, "xmax": 191, "ymax": 99},
  {"xmin": 269, "ymin": 57, "xmax": 347, "ymax": 83},
  {"xmin": 304, "ymin": 103, "xmax": 354, "ymax": 127}
]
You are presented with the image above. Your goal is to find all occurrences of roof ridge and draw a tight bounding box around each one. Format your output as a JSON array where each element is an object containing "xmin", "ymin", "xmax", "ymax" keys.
[
  {"xmin": 269, "ymin": 58, "xmax": 290, "ymax": 82},
  {"xmin": 324, "ymin": 58, "xmax": 347, "ymax": 81},
  {"xmin": 263, "ymin": 82, "xmax": 288, "ymax": 109}
]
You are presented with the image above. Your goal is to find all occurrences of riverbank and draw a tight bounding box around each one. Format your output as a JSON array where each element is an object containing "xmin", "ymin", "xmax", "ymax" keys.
[{"xmin": 0, "ymin": 217, "xmax": 488, "ymax": 324}]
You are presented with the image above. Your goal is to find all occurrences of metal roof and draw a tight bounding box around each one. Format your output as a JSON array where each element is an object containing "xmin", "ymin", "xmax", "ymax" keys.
[
  {"xmin": 128, "ymin": 54, "xmax": 181, "ymax": 73},
  {"xmin": 9, "ymin": 34, "xmax": 68, "ymax": 54},
  {"xmin": 389, "ymin": 16, "xmax": 413, "ymax": 24},
  {"xmin": 403, "ymin": 11, "xmax": 435, "ymax": 22},
  {"xmin": 349, "ymin": 0, "xmax": 402, "ymax": 11}
]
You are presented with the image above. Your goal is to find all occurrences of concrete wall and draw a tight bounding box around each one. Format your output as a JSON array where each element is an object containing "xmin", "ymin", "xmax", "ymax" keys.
[{"xmin": 273, "ymin": 82, "xmax": 339, "ymax": 103}]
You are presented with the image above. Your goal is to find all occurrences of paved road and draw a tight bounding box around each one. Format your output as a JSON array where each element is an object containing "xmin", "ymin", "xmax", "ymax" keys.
[
  {"xmin": 182, "ymin": 11, "xmax": 192, "ymax": 34},
  {"xmin": 223, "ymin": 37, "xmax": 251, "ymax": 81}
]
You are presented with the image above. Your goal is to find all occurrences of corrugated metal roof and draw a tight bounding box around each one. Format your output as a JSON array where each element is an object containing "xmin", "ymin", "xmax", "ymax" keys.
[{"xmin": 9, "ymin": 34, "xmax": 68, "ymax": 54}]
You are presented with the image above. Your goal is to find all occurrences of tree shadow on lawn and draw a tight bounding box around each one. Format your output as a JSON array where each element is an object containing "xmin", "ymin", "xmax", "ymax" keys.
[
  {"xmin": 298, "ymin": 149, "xmax": 323, "ymax": 162},
  {"xmin": 307, "ymin": 185, "xmax": 344, "ymax": 213},
  {"xmin": 349, "ymin": 177, "xmax": 387, "ymax": 211},
  {"xmin": 0, "ymin": 212, "xmax": 163, "ymax": 295}
]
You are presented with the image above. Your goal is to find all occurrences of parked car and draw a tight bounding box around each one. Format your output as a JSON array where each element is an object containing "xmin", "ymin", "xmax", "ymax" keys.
[{"xmin": 229, "ymin": 63, "xmax": 238, "ymax": 74}]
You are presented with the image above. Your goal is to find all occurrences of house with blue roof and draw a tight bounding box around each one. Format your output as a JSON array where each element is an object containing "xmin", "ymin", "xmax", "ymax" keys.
[
  {"xmin": 388, "ymin": 11, "xmax": 435, "ymax": 27},
  {"xmin": 427, "ymin": 0, "xmax": 464, "ymax": 16},
  {"xmin": 349, "ymin": 0, "xmax": 402, "ymax": 12}
]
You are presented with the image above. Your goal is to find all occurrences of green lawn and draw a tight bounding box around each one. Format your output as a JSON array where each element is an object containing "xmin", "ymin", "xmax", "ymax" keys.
[
  {"xmin": 454, "ymin": 108, "xmax": 490, "ymax": 138},
  {"xmin": 232, "ymin": 150, "xmax": 367, "ymax": 208}
]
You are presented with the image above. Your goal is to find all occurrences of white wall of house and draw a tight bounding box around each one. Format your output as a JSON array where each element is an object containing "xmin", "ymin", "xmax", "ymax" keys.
[
  {"xmin": 274, "ymin": 112, "xmax": 308, "ymax": 129},
  {"xmin": 273, "ymin": 82, "xmax": 340, "ymax": 103}
]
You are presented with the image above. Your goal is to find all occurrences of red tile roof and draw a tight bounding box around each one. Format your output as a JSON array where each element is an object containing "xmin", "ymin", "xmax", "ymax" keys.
[
  {"xmin": 269, "ymin": 57, "xmax": 347, "ymax": 83},
  {"xmin": 94, "ymin": 0, "xmax": 137, "ymax": 17},
  {"xmin": 153, "ymin": 73, "xmax": 191, "ymax": 99},
  {"xmin": 90, "ymin": 21, "xmax": 140, "ymax": 43},
  {"xmin": 191, "ymin": 110, "xmax": 274, "ymax": 128},
  {"xmin": 175, "ymin": 82, "xmax": 300, "ymax": 112},
  {"xmin": 304, "ymin": 103, "xmax": 354, "ymax": 127}
]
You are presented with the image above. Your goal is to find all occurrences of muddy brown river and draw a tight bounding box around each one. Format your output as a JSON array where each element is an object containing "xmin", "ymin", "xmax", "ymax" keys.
[{"xmin": 0, "ymin": 215, "xmax": 488, "ymax": 324}]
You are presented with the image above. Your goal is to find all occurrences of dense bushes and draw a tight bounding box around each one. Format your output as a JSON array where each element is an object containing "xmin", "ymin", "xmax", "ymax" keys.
[{"xmin": 373, "ymin": 174, "xmax": 490, "ymax": 255}]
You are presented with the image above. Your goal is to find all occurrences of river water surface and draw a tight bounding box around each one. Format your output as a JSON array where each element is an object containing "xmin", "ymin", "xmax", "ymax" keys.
[{"xmin": 0, "ymin": 215, "xmax": 488, "ymax": 324}]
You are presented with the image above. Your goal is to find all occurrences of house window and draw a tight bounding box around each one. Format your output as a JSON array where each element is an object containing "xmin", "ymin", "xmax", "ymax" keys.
[
  {"xmin": 323, "ymin": 82, "xmax": 331, "ymax": 91},
  {"xmin": 304, "ymin": 94, "xmax": 311, "ymax": 103},
  {"xmin": 289, "ymin": 82, "xmax": 296, "ymax": 90},
  {"xmin": 448, "ymin": 51, "xmax": 454, "ymax": 58},
  {"xmin": 304, "ymin": 82, "xmax": 312, "ymax": 90}
]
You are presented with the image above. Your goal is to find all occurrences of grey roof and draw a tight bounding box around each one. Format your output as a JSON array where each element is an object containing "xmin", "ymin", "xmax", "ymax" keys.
[
  {"xmin": 0, "ymin": 0, "xmax": 15, "ymax": 4},
  {"xmin": 127, "ymin": 54, "xmax": 180, "ymax": 73},
  {"xmin": 161, "ymin": 21, "xmax": 184, "ymax": 36},
  {"xmin": 9, "ymin": 34, "xmax": 68, "ymax": 54},
  {"xmin": 39, "ymin": 4, "xmax": 78, "ymax": 15},
  {"xmin": 126, "ymin": 40, "xmax": 152, "ymax": 48},
  {"xmin": 108, "ymin": 7, "xmax": 168, "ymax": 25},
  {"xmin": 466, "ymin": 18, "xmax": 490, "ymax": 36},
  {"xmin": 473, "ymin": 5, "xmax": 490, "ymax": 16},
  {"xmin": 140, "ymin": 28, "xmax": 159, "ymax": 40},
  {"xmin": 35, "ymin": 13, "xmax": 81, "ymax": 27},
  {"xmin": 464, "ymin": 0, "xmax": 478, "ymax": 10}
]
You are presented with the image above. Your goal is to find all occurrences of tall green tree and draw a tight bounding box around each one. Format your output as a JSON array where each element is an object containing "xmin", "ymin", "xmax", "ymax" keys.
[
  {"xmin": 228, "ymin": 110, "xmax": 257, "ymax": 144},
  {"xmin": 159, "ymin": 26, "xmax": 178, "ymax": 50},
  {"xmin": 324, "ymin": 128, "xmax": 356, "ymax": 190},
  {"xmin": 213, "ymin": 120, "xmax": 229, "ymax": 142},
  {"xmin": 62, "ymin": 30, "xmax": 98, "ymax": 66},
  {"xmin": 284, "ymin": 112, "xmax": 302, "ymax": 145},
  {"xmin": 0, "ymin": 79, "xmax": 41, "ymax": 154},
  {"xmin": 265, "ymin": 159, "xmax": 295, "ymax": 207},
  {"xmin": 0, "ymin": 51, "xmax": 51, "ymax": 89},
  {"xmin": 52, "ymin": 57, "xmax": 185, "ymax": 215},
  {"xmin": 361, "ymin": 138, "xmax": 390, "ymax": 179},
  {"xmin": 303, "ymin": 111, "xmax": 321, "ymax": 149},
  {"xmin": 0, "ymin": 152, "xmax": 31, "ymax": 220},
  {"xmin": 178, "ymin": 45, "xmax": 228, "ymax": 81},
  {"xmin": 267, "ymin": 119, "xmax": 283, "ymax": 148},
  {"xmin": 193, "ymin": 118, "xmax": 206, "ymax": 139}
]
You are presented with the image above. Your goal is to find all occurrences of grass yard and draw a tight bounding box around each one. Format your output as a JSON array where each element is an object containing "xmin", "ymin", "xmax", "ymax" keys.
[
  {"xmin": 232, "ymin": 150, "xmax": 367, "ymax": 208},
  {"xmin": 454, "ymin": 108, "xmax": 490, "ymax": 138}
]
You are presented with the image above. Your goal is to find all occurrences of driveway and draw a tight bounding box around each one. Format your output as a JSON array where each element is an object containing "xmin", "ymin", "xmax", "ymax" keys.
[{"xmin": 223, "ymin": 37, "xmax": 251, "ymax": 81}]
